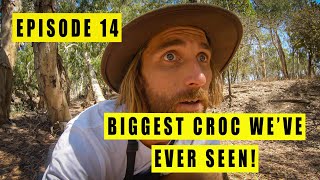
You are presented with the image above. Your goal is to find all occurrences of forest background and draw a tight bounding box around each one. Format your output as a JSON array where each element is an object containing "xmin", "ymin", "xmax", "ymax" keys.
[{"xmin": 0, "ymin": 0, "xmax": 319, "ymax": 179}]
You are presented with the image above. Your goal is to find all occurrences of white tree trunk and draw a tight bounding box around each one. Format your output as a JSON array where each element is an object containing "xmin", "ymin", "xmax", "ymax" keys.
[{"xmin": 84, "ymin": 52, "xmax": 105, "ymax": 103}]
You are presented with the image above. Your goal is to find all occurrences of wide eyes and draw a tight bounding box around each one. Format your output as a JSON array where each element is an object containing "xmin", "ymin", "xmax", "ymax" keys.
[
  {"xmin": 197, "ymin": 53, "xmax": 208, "ymax": 62},
  {"xmin": 164, "ymin": 52, "xmax": 176, "ymax": 61},
  {"xmin": 163, "ymin": 52, "xmax": 209, "ymax": 62}
]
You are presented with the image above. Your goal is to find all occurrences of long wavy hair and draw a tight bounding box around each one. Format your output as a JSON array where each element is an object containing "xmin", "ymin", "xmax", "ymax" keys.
[{"xmin": 116, "ymin": 48, "xmax": 224, "ymax": 112}]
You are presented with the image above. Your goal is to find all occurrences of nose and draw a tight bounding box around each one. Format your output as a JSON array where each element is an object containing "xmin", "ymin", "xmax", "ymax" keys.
[{"xmin": 184, "ymin": 61, "xmax": 207, "ymax": 88}]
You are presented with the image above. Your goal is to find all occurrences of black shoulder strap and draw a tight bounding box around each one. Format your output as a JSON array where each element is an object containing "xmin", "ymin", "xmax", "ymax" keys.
[
  {"xmin": 124, "ymin": 140, "xmax": 138, "ymax": 180},
  {"xmin": 169, "ymin": 140, "xmax": 175, "ymax": 145},
  {"xmin": 124, "ymin": 140, "xmax": 176, "ymax": 180}
]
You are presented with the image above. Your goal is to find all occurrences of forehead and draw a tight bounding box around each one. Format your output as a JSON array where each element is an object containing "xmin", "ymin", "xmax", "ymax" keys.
[
  {"xmin": 144, "ymin": 26, "xmax": 211, "ymax": 51},
  {"xmin": 154, "ymin": 26, "xmax": 208, "ymax": 39}
]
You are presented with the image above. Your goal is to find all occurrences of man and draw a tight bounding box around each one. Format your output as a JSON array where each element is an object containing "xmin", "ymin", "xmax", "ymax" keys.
[{"xmin": 43, "ymin": 4, "xmax": 242, "ymax": 180}]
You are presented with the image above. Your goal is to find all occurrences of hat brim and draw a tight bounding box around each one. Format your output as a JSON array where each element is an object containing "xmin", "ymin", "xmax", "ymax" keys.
[{"xmin": 101, "ymin": 4, "xmax": 243, "ymax": 93}]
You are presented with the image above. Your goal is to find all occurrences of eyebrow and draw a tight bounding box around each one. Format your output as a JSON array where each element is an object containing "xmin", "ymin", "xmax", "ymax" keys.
[
  {"xmin": 158, "ymin": 39, "xmax": 186, "ymax": 50},
  {"xmin": 156, "ymin": 39, "xmax": 212, "ymax": 52},
  {"xmin": 200, "ymin": 42, "xmax": 211, "ymax": 51}
]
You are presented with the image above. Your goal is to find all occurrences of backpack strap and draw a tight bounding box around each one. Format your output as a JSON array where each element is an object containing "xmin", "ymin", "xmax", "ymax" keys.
[
  {"xmin": 169, "ymin": 140, "xmax": 175, "ymax": 145},
  {"xmin": 124, "ymin": 140, "xmax": 138, "ymax": 180},
  {"xmin": 124, "ymin": 140, "xmax": 176, "ymax": 180}
]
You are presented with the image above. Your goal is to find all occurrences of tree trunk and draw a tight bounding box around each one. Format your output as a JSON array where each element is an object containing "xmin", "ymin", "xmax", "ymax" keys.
[
  {"xmin": 34, "ymin": 0, "xmax": 71, "ymax": 128},
  {"xmin": 33, "ymin": 42, "xmax": 46, "ymax": 109},
  {"xmin": 292, "ymin": 48, "xmax": 295, "ymax": 78},
  {"xmin": 270, "ymin": 28, "xmax": 289, "ymax": 79},
  {"xmin": 254, "ymin": 34, "xmax": 267, "ymax": 79},
  {"xmin": 84, "ymin": 52, "xmax": 105, "ymax": 103},
  {"xmin": 307, "ymin": 51, "xmax": 312, "ymax": 78},
  {"xmin": 255, "ymin": 62, "xmax": 260, "ymax": 80},
  {"xmin": 297, "ymin": 51, "xmax": 301, "ymax": 78},
  {"xmin": 0, "ymin": 0, "xmax": 21, "ymax": 124},
  {"xmin": 232, "ymin": 57, "xmax": 239, "ymax": 83},
  {"xmin": 227, "ymin": 66, "xmax": 232, "ymax": 107},
  {"xmin": 57, "ymin": 51, "xmax": 71, "ymax": 104}
]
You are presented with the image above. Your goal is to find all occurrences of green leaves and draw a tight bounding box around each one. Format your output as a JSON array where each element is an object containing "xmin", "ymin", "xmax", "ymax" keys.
[{"xmin": 13, "ymin": 0, "xmax": 319, "ymax": 108}]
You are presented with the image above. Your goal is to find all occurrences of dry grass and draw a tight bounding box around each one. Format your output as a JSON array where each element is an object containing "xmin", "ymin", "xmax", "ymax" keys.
[
  {"xmin": 214, "ymin": 79, "xmax": 320, "ymax": 179},
  {"xmin": 1, "ymin": 79, "xmax": 319, "ymax": 179}
]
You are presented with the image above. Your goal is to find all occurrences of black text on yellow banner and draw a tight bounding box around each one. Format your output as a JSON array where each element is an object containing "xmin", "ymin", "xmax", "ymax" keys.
[
  {"xmin": 151, "ymin": 145, "xmax": 259, "ymax": 173},
  {"xmin": 104, "ymin": 113, "xmax": 306, "ymax": 140},
  {"xmin": 12, "ymin": 13, "xmax": 121, "ymax": 42}
]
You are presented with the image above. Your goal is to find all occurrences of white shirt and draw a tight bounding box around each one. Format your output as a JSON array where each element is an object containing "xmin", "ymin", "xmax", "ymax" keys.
[{"xmin": 43, "ymin": 100, "xmax": 219, "ymax": 180}]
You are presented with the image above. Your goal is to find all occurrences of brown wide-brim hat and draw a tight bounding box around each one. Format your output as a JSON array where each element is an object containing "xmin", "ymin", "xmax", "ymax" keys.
[{"xmin": 101, "ymin": 4, "xmax": 243, "ymax": 93}]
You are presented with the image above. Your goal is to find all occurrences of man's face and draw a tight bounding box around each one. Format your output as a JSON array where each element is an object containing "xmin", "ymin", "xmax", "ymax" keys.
[{"xmin": 141, "ymin": 26, "xmax": 212, "ymax": 113}]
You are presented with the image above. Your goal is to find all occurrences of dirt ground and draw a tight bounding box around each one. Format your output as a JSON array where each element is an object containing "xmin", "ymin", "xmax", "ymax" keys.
[
  {"xmin": 0, "ymin": 79, "xmax": 319, "ymax": 179},
  {"xmin": 213, "ymin": 78, "xmax": 320, "ymax": 180}
]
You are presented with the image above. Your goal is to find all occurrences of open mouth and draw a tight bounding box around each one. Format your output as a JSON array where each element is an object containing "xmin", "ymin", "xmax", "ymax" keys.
[{"xmin": 176, "ymin": 99, "xmax": 203, "ymax": 112}]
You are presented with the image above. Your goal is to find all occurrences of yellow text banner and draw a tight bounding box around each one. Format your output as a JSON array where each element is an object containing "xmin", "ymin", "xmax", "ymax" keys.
[
  {"xmin": 12, "ymin": 13, "xmax": 122, "ymax": 42},
  {"xmin": 104, "ymin": 113, "xmax": 306, "ymax": 140},
  {"xmin": 151, "ymin": 145, "xmax": 259, "ymax": 173}
]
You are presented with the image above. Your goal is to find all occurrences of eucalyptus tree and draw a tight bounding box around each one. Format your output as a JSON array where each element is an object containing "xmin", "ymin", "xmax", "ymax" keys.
[
  {"xmin": 33, "ymin": 0, "xmax": 71, "ymax": 127},
  {"xmin": 252, "ymin": 0, "xmax": 292, "ymax": 79},
  {"xmin": 287, "ymin": 1, "xmax": 320, "ymax": 77},
  {"xmin": 0, "ymin": 0, "xmax": 21, "ymax": 124}
]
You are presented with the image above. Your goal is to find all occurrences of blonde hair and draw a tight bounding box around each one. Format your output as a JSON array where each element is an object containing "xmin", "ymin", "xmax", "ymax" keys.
[{"xmin": 116, "ymin": 49, "xmax": 223, "ymax": 112}]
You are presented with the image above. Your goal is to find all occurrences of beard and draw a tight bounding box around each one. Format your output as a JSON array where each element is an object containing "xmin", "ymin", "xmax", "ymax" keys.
[{"xmin": 143, "ymin": 86, "xmax": 209, "ymax": 113}]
